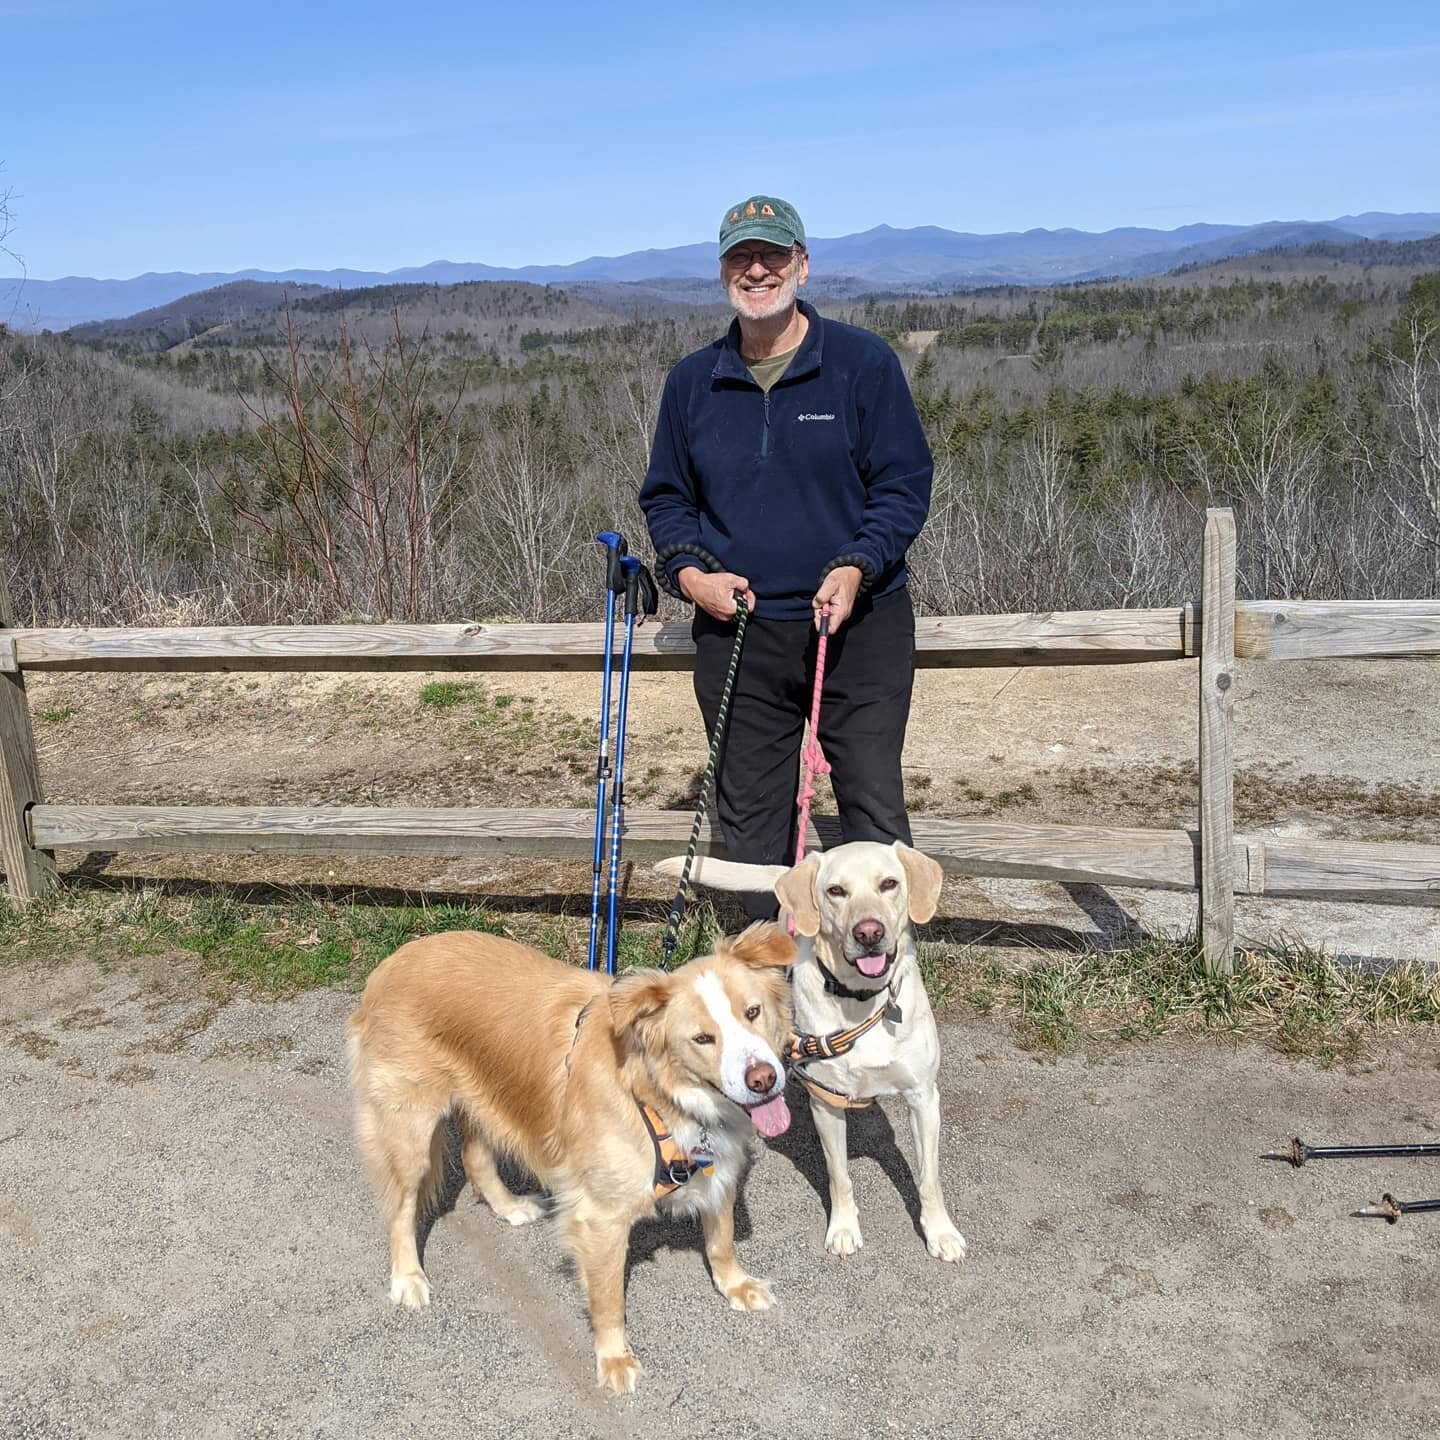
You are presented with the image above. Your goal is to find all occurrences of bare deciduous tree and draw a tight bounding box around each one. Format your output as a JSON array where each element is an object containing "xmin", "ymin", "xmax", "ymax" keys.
[
  {"xmin": 219, "ymin": 305, "xmax": 465, "ymax": 621},
  {"xmin": 1377, "ymin": 315, "xmax": 1440, "ymax": 592},
  {"xmin": 1191, "ymin": 387, "xmax": 1327, "ymax": 598},
  {"xmin": 462, "ymin": 399, "xmax": 594, "ymax": 622}
]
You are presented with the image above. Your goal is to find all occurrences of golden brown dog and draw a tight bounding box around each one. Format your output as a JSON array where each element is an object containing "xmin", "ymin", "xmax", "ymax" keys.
[{"xmin": 347, "ymin": 923, "xmax": 796, "ymax": 1395}]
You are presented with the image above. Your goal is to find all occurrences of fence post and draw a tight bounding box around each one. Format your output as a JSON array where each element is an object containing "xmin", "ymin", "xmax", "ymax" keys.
[
  {"xmin": 0, "ymin": 571, "xmax": 57, "ymax": 907},
  {"xmin": 1199, "ymin": 508, "xmax": 1236, "ymax": 975}
]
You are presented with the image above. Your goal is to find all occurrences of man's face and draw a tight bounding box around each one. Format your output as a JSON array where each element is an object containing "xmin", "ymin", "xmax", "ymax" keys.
[{"xmin": 721, "ymin": 243, "xmax": 809, "ymax": 321}]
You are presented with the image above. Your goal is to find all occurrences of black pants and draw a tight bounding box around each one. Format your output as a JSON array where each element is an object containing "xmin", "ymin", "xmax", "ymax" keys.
[{"xmin": 692, "ymin": 587, "xmax": 916, "ymax": 921}]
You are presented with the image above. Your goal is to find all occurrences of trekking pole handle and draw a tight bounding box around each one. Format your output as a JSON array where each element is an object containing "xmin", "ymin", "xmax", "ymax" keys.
[
  {"xmin": 621, "ymin": 556, "xmax": 640, "ymax": 617},
  {"xmin": 596, "ymin": 531, "xmax": 628, "ymax": 595},
  {"xmin": 623, "ymin": 557, "xmax": 660, "ymax": 622}
]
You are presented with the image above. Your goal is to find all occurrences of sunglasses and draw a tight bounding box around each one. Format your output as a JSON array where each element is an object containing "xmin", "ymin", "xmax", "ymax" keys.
[{"xmin": 723, "ymin": 246, "xmax": 797, "ymax": 272}]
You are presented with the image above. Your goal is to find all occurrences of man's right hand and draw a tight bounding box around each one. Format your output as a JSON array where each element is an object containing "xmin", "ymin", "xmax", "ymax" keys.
[{"xmin": 678, "ymin": 568, "xmax": 756, "ymax": 622}]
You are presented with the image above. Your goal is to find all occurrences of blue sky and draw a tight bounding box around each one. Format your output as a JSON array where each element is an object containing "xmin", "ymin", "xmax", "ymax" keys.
[{"xmin": 2, "ymin": 0, "xmax": 1436, "ymax": 280}]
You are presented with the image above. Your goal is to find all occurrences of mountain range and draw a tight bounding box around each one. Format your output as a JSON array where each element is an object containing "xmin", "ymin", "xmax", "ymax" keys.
[{"xmin": 4, "ymin": 211, "xmax": 1437, "ymax": 331}]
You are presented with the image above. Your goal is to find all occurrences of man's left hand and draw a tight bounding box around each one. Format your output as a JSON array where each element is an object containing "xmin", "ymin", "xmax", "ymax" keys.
[{"xmin": 812, "ymin": 566, "xmax": 863, "ymax": 633}]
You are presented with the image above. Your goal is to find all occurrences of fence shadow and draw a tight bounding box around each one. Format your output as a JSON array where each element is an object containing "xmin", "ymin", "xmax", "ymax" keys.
[{"xmin": 54, "ymin": 854, "xmax": 1155, "ymax": 956}]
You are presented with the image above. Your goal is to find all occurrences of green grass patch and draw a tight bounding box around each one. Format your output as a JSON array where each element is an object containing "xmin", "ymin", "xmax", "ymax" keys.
[
  {"xmin": 418, "ymin": 680, "xmax": 474, "ymax": 710},
  {"xmin": 163, "ymin": 894, "xmax": 511, "ymax": 994},
  {"xmin": 0, "ymin": 886, "xmax": 507, "ymax": 996},
  {"xmin": 35, "ymin": 706, "xmax": 76, "ymax": 724},
  {"xmin": 2, "ymin": 884, "xmax": 1435, "ymax": 1063},
  {"xmin": 417, "ymin": 679, "xmax": 581, "ymax": 754},
  {"xmin": 929, "ymin": 934, "xmax": 1440, "ymax": 1060},
  {"xmin": 0, "ymin": 882, "xmax": 726, "ymax": 999}
]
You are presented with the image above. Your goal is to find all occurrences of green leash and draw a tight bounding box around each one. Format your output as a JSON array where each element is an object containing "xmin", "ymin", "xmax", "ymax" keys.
[{"xmin": 658, "ymin": 595, "xmax": 749, "ymax": 969}]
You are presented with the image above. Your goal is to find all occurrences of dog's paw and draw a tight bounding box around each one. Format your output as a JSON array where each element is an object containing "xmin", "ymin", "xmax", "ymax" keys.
[
  {"xmin": 722, "ymin": 1276, "xmax": 776, "ymax": 1312},
  {"xmin": 596, "ymin": 1351, "xmax": 643, "ymax": 1396},
  {"xmin": 924, "ymin": 1223, "xmax": 968, "ymax": 1264},
  {"xmin": 498, "ymin": 1193, "xmax": 547, "ymax": 1227},
  {"xmin": 825, "ymin": 1215, "xmax": 864, "ymax": 1257},
  {"xmin": 389, "ymin": 1269, "xmax": 431, "ymax": 1309}
]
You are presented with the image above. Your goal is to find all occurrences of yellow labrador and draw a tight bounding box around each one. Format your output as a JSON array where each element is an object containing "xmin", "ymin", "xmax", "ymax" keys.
[{"xmin": 656, "ymin": 840, "xmax": 966, "ymax": 1263}]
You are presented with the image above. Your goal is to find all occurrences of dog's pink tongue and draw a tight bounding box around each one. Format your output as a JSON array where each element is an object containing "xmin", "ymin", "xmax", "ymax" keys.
[
  {"xmin": 748, "ymin": 1093, "xmax": 791, "ymax": 1138},
  {"xmin": 856, "ymin": 952, "xmax": 889, "ymax": 978}
]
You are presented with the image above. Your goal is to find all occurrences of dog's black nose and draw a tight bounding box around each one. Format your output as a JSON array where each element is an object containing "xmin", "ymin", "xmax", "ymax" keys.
[
  {"xmin": 853, "ymin": 919, "xmax": 885, "ymax": 949},
  {"xmin": 745, "ymin": 1061, "xmax": 777, "ymax": 1094}
]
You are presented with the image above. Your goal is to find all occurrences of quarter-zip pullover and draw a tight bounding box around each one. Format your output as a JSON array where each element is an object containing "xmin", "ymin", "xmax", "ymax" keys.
[{"xmin": 639, "ymin": 300, "xmax": 933, "ymax": 620}]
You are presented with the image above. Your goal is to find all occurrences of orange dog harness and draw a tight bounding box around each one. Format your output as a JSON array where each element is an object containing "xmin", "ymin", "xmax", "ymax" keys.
[{"xmin": 638, "ymin": 1100, "xmax": 714, "ymax": 1199}]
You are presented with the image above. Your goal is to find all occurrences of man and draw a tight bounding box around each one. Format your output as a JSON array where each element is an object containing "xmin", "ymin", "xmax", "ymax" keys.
[{"xmin": 639, "ymin": 194, "xmax": 932, "ymax": 920}]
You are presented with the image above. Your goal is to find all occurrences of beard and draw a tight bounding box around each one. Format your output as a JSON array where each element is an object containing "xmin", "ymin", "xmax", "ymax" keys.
[{"xmin": 727, "ymin": 267, "xmax": 800, "ymax": 321}]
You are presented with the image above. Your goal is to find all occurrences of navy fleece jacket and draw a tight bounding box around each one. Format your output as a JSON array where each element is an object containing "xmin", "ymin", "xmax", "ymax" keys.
[{"xmin": 638, "ymin": 300, "xmax": 933, "ymax": 620}]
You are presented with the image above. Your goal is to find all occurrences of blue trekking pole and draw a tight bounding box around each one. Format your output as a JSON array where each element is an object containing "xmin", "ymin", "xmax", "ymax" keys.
[
  {"xmin": 588, "ymin": 531, "xmax": 627, "ymax": 971},
  {"xmin": 603, "ymin": 554, "xmax": 659, "ymax": 974}
]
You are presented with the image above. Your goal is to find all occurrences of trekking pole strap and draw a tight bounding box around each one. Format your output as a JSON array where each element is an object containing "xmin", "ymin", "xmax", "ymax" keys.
[
  {"xmin": 659, "ymin": 594, "xmax": 749, "ymax": 969},
  {"xmin": 626, "ymin": 560, "xmax": 660, "ymax": 620}
]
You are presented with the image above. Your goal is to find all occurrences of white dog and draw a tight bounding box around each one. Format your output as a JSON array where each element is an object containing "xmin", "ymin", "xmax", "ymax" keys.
[{"xmin": 657, "ymin": 840, "xmax": 966, "ymax": 1264}]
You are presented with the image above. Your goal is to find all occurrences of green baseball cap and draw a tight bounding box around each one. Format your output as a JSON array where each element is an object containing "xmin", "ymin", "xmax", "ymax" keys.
[{"xmin": 719, "ymin": 195, "xmax": 806, "ymax": 254}]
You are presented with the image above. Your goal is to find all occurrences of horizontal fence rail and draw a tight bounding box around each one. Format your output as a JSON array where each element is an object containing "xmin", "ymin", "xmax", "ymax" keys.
[
  {"xmin": 26, "ymin": 806, "xmax": 1440, "ymax": 907},
  {"xmin": 7, "ymin": 609, "xmax": 1198, "ymax": 672},
  {"xmin": 9, "ymin": 600, "xmax": 1440, "ymax": 675},
  {"xmin": 1233, "ymin": 600, "xmax": 1440, "ymax": 662}
]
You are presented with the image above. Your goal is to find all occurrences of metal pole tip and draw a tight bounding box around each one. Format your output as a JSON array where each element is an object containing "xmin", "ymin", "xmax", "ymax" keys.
[
  {"xmin": 1259, "ymin": 1138, "xmax": 1307, "ymax": 1167},
  {"xmin": 1354, "ymin": 1196, "xmax": 1402, "ymax": 1223}
]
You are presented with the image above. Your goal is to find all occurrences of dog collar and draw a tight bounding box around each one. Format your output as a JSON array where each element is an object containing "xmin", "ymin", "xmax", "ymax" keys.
[
  {"xmin": 816, "ymin": 956, "xmax": 896, "ymax": 1004},
  {"xmin": 814, "ymin": 958, "xmax": 904, "ymax": 1025},
  {"xmin": 637, "ymin": 1099, "xmax": 713, "ymax": 1199}
]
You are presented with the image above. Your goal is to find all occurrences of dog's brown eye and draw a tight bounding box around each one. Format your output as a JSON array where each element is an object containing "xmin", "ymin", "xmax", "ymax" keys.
[
  {"xmin": 745, "ymin": 1004, "xmax": 761, "ymax": 1021},
  {"xmin": 826, "ymin": 885, "xmax": 846, "ymax": 898},
  {"xmin": 879, "ymin": 877, "xmax": 899, "ymax": 892},
  {"xmin": 692, "ymin": 1032, "xmax": 715, "ymax": 1045}
]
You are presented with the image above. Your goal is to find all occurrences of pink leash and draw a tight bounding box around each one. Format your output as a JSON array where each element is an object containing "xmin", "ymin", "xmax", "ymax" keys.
[{"xmin": 794, "ymin": 606, "xmax": 832, "ymax": 867}]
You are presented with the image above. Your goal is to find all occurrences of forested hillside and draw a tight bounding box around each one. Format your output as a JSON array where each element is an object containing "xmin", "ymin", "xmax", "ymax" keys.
[{"xmin": 3, "ymin": 266, "xmax": 1437, "ymax": 625}]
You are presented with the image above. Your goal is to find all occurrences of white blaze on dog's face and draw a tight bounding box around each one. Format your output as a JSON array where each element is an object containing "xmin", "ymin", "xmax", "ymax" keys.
[
  {"xmin": 776, "ymin": 840, "xmax": 944, "ymax": 983},
  {"xmin": 690, "ymin": 968, "xmax": 789, "ymax": 1130},
  {"xmin": 608, "ymin": 923, "xmax": 796, "ymax": 1138}
]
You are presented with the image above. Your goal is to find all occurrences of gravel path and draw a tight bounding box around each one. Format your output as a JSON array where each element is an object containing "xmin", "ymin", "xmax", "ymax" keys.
[{"xmin": 3, "ymin": 954, "xmax": 1438, "ymax": 1439}]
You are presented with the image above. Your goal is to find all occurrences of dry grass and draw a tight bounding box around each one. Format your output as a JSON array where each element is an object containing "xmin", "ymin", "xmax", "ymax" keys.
[
  {"xmin": 3, "ymin": 885, "xmax": 1436, "ymax": 1064},
  {"xmin": 927, "ymin": 933, "xmax": 1440, "ymax": 1062}
]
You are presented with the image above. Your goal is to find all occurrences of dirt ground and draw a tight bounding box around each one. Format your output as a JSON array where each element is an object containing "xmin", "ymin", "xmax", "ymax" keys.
[
  {"xmin": 23, "ymin": 655, "xmax": 1440, "ymax": 961},
  {"xmin": 2, "ymin": 951, "xmax": 1438, "ymax": 1440},
  {"xmin": 4, "ymin": 656, "xmax": 1439, "ymax": 1437}
]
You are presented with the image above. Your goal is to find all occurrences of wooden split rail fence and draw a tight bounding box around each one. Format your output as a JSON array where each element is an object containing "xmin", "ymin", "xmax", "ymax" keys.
[{"xmin": 4, "ymin": 509, "xmax": 1440, "ymax": 974}]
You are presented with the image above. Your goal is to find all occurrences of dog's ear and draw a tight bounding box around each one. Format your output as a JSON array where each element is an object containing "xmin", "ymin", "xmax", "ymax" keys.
[
  {"xmin": 894, "ymin": 841, "xmax": 944, "ymax": 924},
  {"xmin": 607, "ymin": 970, "xmax": 673, "ymax": 1047},
  {"xmin": 775, "ymin": 853, "xmax": 822, "ymax": 937},
  {"xmin": 724, "ymin": 921, "xmax": 797, "ymax": 970}
]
